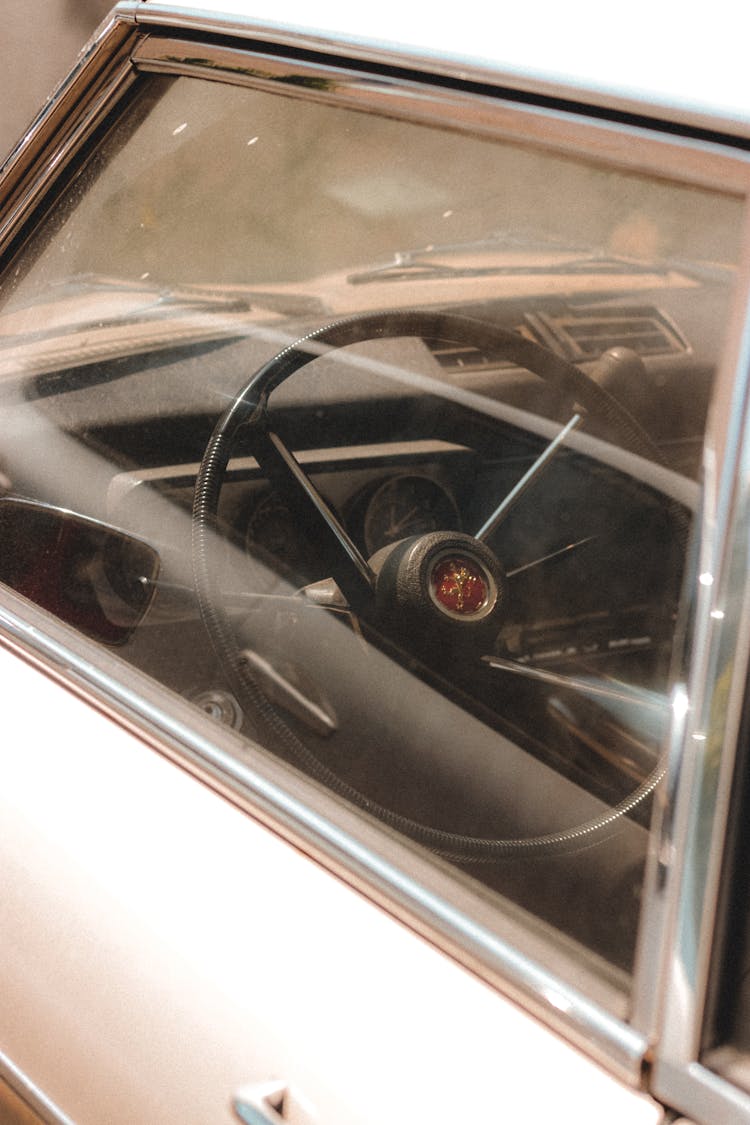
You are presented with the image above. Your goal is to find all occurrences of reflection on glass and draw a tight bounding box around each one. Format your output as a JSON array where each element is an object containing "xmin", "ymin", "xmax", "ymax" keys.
[{"xmin": 0, "ymin": 498, "xmax": 159, "ymax": 644}]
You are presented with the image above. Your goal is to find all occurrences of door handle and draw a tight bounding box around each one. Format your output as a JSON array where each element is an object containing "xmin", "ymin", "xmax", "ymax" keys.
[{"xmin": 233, "ymin": 1080, "xmax": 289, "ymax": 1125}]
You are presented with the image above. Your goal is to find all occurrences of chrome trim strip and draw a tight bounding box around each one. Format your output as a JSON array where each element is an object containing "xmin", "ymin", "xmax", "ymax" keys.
[
  {"xmin": 631, "ymin": 684, "xmax": 690, "ymax": 1038},
  {"xmin": 127, "ymin": 3, "xmax": 750, "ymax": 141},
  {"xmin": 0, "ymin": 1047, "xmax": 77, "ymax": 1125},
  {"xmin": 653, "ymin": 1058, "xmax": 750, "ymax": 1125},
  {"xmin": 0, "ymin": 585, "xmax": 646, "ymax": 1084},
  {"xmin": 0, "ymin": 14, "xmax": 139, "ymax": 259}
]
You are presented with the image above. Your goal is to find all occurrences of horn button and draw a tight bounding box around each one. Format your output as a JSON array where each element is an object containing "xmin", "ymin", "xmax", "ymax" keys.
[
  {"xmin": 370, "ymin": 531, "xmax": 506, "ymax": 646},
  {"xmin": 429, "ymin": 553, "xmax": 495, "ymax": 619}
]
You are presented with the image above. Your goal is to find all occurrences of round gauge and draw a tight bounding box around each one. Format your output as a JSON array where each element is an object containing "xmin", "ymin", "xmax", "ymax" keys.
[
  {"xmin": 245, "ymin": 492, "xmax": 309, "ymax": 578},
  {"xmin": 363, "ymin": 474, "xmax": 461, "ymax": 555}
]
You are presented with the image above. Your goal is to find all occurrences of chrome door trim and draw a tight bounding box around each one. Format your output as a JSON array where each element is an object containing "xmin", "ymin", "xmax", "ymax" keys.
[
  {"xmin": 0, "ymin": 1047, "xmax": 78, "ymax": 1125},
  {"xmin": 652, "ymin": 1059, "xmax": 750, "ymax": 1125},
  {"xmin": 0, "ymin": 585, "xmax": 646, "ymax": 1085}
]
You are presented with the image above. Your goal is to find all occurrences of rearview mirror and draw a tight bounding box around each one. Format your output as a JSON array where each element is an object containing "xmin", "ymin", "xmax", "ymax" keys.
[{"xmin": 0, "ymin": 497, "xmax": 160, "ymax": 644}]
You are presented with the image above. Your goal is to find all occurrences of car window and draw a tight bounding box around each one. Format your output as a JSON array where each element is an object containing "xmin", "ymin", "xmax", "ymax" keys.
[{"xmin": 0, "ymin": 70, "xmax": 744, "ymax": 993}]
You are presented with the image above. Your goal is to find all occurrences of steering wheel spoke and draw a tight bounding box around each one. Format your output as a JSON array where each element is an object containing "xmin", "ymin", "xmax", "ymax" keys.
[
  {"xmin": 251, "ymin": 429, "xmax": 376, "ymax": 608},
  {"xmin": 475, "ymin": 412, "xmax": 583, "ymax": 541}
]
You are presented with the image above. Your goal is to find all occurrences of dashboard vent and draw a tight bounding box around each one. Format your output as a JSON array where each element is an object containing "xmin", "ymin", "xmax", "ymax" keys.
[
  {"xmin": 424, "ymin": 307, "xmax": 688, "ymax": 374},
  {"xmin": 528, "ymin": 306, "xmax": 689, "ymax": 362},
  {"xmin": 424, "ymin": 322, "xmax": 537, "ymax": 374}
]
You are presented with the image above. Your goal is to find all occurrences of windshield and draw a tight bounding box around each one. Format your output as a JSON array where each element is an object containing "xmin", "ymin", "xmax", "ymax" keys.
[{"xmin": 3, "ymin": 76, "xmax": 741, "ymax": 307}]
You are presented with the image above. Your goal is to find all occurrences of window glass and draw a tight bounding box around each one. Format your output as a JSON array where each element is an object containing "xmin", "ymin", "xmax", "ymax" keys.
[{"xmin": 0, "ymin": 73, "xmax": 744, "ymax": 986}]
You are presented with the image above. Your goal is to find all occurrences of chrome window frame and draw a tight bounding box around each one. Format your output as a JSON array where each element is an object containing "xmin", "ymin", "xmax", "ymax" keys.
[
  {"xmin": 0, "ymin": 13, "xmax": 139, "ymax": 254},
  {"xmin": 640, "ymin": 247, "xmax": 750, "ymax": 1121},
  {"xmin": 2, "ymin": 5, "xmax": 750, "ymax": 1115}
]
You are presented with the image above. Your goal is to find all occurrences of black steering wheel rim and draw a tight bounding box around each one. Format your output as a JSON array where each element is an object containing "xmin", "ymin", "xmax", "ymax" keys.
[
  {"xmin": 212, "ymin": 308, "xmax": 660, "ymax": 451},
  {"xmin": 192, "ymin": 309, "xmax": 665, "ymax": 860}
]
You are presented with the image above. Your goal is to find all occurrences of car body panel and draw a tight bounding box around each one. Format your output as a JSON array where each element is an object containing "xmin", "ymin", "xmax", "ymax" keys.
[{"xmin": 0, "ymin": 639, "xmax": 663, "ymax": 1125}]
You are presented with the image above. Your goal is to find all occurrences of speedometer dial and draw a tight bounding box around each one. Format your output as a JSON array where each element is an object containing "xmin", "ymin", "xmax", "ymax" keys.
[{"xmin": 363, "ymin": 474, "xmax": 461, "ymax": 555}]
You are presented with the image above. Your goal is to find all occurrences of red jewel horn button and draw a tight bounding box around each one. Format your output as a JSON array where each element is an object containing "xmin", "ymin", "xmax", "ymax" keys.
[{"xmin": 429, "ymin": 556, "xmax": 489, "ymax": 616}]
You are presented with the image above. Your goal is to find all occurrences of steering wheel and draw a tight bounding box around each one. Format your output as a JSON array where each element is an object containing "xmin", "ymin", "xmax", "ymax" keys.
[{"xmin": 192, "ymin": 309, "xmax": 664, "ymax": 859}]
